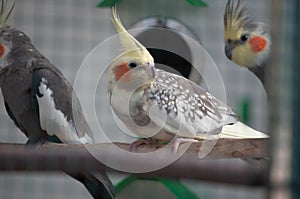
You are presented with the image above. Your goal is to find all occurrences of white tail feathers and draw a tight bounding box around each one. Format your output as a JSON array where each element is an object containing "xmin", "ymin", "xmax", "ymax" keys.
[{"xmin": 220, "ymin": 122, "xmax": 269, "ymax": 138}]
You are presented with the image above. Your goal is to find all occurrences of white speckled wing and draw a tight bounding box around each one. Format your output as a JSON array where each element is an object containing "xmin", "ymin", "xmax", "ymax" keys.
[{"xmin": 147, "ymin": 69, "xmax": 238, "ymax": 139}]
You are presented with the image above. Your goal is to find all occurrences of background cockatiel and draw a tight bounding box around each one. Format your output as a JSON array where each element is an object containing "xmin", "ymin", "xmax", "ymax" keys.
[
  {"xmin": 108, "ymin": 7, "xmax": 239, "ymax": 158},
  {"xmin": 0, "ymin": 1, "xmax": 115, "ymax": 198},
  {"xmin": 224, "ymin": 0, "xmax": 271, "ymax": 84}
]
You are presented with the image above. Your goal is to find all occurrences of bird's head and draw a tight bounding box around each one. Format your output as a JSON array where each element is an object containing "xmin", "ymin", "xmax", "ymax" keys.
[
  {"xmin": 0, "ymin": 0, "xmax": 34, "ymax": 72},
  {"xmin": 224, "ymin": 0, "xmax": 271, "ymax": 68},
  {"xmin": 108, "ymin": 7, "xmax": 155, "ymax": 94},
  {"xmin": 0, "ymin": 0, "xmax": 15, "ymax": 69}
]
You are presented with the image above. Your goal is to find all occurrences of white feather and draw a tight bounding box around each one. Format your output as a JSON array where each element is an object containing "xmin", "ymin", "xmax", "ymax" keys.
[
  {"xmin": 220, "ymin": 121, "xmax": 269, "ymax": 138},
  {"xmin": 37, "ymin": 78, "xmax": 92, "ymax": 144}
]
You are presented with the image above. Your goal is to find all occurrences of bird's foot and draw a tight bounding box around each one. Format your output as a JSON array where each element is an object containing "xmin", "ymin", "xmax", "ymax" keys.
[
  {"xmin": 197, "ymin": 136, "xmax": 219, "ymax": 158},
  {"xmin": 170, "ymin": 137, "xmax": 218, "ymax": 158},
  {"xmin": 26, "ymin": 137, "xmax": 61, "ymax": 148},
  {"xmin": 129, "ymin": 138, "xmax": 160, "ymax": 152},
  {"xmin": 170, "ymin": 137, "xmax": 199, "ymax": 155},
  {"xmin": 26, "ymin": 137, "xmax": 48, "ymax": 146}
]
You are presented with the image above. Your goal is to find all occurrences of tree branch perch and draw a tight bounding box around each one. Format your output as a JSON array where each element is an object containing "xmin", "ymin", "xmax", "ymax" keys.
[{"xmin": 0, "ymin": 137, "xmax": 269, "ymax": 186}]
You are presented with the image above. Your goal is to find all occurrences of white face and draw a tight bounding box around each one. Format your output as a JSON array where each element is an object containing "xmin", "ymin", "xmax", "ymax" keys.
[{"xmin": 108, "ymin": 54, "xmax": 155, "ymax": 93}]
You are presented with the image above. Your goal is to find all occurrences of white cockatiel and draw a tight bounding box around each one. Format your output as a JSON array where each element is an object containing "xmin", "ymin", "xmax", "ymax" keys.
[{"xmin": 108, "ymin": 7, "xmax": 240, "ymax": 158}]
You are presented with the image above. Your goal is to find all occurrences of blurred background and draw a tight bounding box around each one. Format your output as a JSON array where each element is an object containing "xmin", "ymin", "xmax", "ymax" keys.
[{"xmin": 0, "ymin": 0, "xmax": 297, "ymax": 198}]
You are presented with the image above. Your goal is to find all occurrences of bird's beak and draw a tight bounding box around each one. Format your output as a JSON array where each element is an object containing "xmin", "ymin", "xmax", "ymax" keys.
[
  {"xmin": 150, "ymin": 65, "xmax": 155, "ymax": 78},
  {"xmin": 143, "ymin": 63, "xmax": 155, "ymax": 79},
  {"xmin": 225, "ymin": 42, "xmax": 234, "ymax": 60}
]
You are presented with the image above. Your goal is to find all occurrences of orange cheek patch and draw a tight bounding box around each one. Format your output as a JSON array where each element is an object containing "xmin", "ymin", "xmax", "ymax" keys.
[
  {"xmin": 0, "ymin": 44, "xmax": 5, "ymax": 58},
  {"xmin": 249, "ymin": 36, "xmax": 267, "ymax": 53},
  {"xmin": 114, "ymin": 63, "xmax": 131, "ymax": 82}
]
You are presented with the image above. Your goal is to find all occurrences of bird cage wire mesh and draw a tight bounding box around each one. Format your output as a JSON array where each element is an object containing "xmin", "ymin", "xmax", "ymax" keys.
[{"xmin": 0, "ymin": 0, "xmax": 295, "ymax": 198}]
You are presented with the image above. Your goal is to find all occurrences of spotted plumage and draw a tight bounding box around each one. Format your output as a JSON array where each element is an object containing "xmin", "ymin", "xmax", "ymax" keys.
[
  {"xmin": 108, "ymin": 7, "xmax": 237, "ymax": 148},
  {"xmin": 136, "ymin": 69, "xmax": 237, "ymax": 139},
  {"xmin": 150, "ymin": 69, "xmax": 229, "ymax": 122}
]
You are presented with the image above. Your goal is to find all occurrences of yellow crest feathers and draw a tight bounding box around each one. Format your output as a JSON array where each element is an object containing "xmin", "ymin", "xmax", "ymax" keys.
[
  {"xmin": 111, "ymin": 6, "xmax": 153, "ymax": 59},
  {"xmin": 224, "ymin": 0, "xmax": 252, "ymax": 33},
  {"xmin": 111, "ymin": 6, "xmax": 127, "ymax": 35},
  {"xmin": 0, "ymin": 0, "xmax": 15, "ymax": 29}
]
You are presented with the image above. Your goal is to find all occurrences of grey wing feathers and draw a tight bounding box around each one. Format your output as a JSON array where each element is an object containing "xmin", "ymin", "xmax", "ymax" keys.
[{"xmin": 31, "ymin": 59, "xmax": 94, "ymax": 144}]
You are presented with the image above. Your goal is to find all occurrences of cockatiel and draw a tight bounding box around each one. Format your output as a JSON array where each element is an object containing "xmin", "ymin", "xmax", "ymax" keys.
[
  {"xmin": 224, "ymin": 0, "xmax": 271, "ymax": 84},
  {"xmin": 0, "ymin": 1, "xmax": 114, "ymax": 198},
  {"xmin": 108, "ymin": 7, "xmax": 238, "ymax": 158}
]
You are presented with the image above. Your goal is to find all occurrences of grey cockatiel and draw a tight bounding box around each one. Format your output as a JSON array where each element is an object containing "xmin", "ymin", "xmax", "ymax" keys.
[
  {"xmin": 0, "ymin": 1, "xmax": 114, "ymax": 198},
  {"xmin": 108, "ymin": 7, "xmax": 238, "ymax": 158},
  {"xmin": 224, "ymin": 0, "xmax": 271, "ymax": 84}
]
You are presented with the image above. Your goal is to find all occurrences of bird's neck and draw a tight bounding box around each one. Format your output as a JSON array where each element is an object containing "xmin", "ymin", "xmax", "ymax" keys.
[{"xmin": 248, "ymin": 65, "xmax": 265, "ymax": 85}]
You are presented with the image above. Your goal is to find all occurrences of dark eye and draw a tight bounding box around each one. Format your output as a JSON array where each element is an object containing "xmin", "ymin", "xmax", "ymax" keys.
[
  {"xmin": 128, "ymin": 62, "xmax": 137, "ymax": 68},
  {"xmin": 2, "ymin": 32, "xmax": 12, "ymax": 41},
  {"xmin": 240, "ymin": 34, "xmax": 249, "ymax": 42},
  {"xmin": 146, "ymin": 61, "xmax": 152, "ymax": 66}
]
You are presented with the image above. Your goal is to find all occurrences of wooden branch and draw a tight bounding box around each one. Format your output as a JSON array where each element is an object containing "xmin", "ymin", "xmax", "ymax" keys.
[
  {"xmin": 0, "ymin": 137, "xmax": 269, "ymax": 186},
  {"xmin": 120, "ymin": 138, "xmax": 269, "ymax": 159}
]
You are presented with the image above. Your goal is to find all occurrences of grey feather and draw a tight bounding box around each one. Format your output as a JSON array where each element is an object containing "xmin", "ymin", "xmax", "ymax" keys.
[
  {"xmin": 32, "ymin": 66, "xmax": 93, "ymax": 143},
  {"xmin": 0, "ymin": 26, "xmax": 115, "ymax": 198}
]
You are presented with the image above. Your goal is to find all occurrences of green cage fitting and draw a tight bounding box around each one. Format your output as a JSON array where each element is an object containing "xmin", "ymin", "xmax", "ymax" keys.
[{"xmin": 115, "ymin": 176, "xmax": 199, "ymax": 199}]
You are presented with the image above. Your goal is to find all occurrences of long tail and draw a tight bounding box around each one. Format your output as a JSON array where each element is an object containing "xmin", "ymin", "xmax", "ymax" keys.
[{"xmin": 66, "ymin": 171, "xmax": 115, "ymax": 199}]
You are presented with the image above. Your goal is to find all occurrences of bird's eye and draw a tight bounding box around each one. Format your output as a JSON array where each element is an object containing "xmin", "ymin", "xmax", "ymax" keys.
[
  {"xmin": 128, "ymin": 62, "xmax": 137, "ymax": 68},
  {"xmin": 240, "ymin": 34, "xmax": 249, "ymax": 42},
  {"xmin": 146, "ymin": 61, "xmax": 154, "ymax": 66},
  {"xmin": 2, "ymin": 32, "xmax": 12, "ymax": 41}
]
